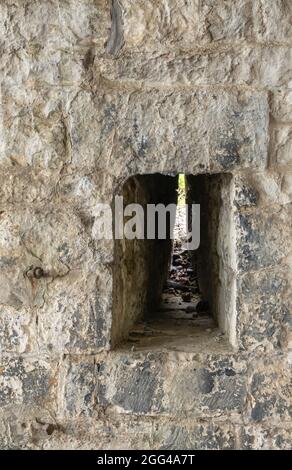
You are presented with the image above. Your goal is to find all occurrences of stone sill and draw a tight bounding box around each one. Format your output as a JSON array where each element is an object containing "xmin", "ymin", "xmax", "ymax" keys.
[{"xmin": 116, "ymin": 315, "xmax": 232, "ymax": 355}]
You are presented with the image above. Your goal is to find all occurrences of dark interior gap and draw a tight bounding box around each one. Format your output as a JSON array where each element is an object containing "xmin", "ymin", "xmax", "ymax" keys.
[
  {"xmin": 112, "ymin": 172, "xmax": 226, "ymax": 349},
  {"xmin": 161, "ymin": 173, "xmax": 209, "ymax": 324}
]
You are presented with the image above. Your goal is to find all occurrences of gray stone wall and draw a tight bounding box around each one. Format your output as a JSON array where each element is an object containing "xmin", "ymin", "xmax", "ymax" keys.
[{"xmin": 0, "ymin": 0, "xmax": 291, "ymax": 449}]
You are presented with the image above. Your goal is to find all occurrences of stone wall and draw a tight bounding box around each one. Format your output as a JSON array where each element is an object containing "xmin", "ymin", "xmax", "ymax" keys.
[{"xmin": 0, "ymin": 0, "xmax": 291, "ymax": 449}]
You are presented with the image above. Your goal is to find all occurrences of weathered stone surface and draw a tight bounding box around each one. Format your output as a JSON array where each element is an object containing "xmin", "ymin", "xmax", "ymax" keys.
[
  {"xmin": 0, "ymin": 305, "xmax": 35, "ymax": 354},
  {"xmin": 163, "ymin": 356, "xmax": 246, "ymax": 416},
  {"xmin": 234, "ymin": 171, "xmax": 292, "ymax": 208},
  {"xmin": 0, "ymin": 357, "xmax": 57, "ymax": 409},
  {"xmin": 241, "ymin": 425, "xmax": 292, "ymax": 450},
  {"xmin": 235, "ymin": 205, "xmax": 292, "ymax": 272},
  {"xmin": 1, "ymin": 86, "xmax": 67, "ymax": 169},
  {"xmin": 234, "ymin": 180, "xmax": 259, "ymax": 209},
  {"xmin": 99, "ymin": 46, "xmax": 292, "ymax": 87},
  {"xmin": 0, "ymin": 0, "xmax": 291, "ymax": 450},
  {"xmin": 62, "ymin": 357, "xmax": 98, "ymax": 418},
  {"xmin": 270, "ymin": 89, "xmax": 292, "ymax": 123},
  {"xmin": 0, "ymin": 411, "xmax": 10, "ymax": 449},
  {"xmin": 236, "ymin": 265, "xmax": 290, "ymax": 351},
  {"xmin": 97, "ymin": 355, "xmax": 163, "ymax": 415},
  {"xmin": 248, "ymin": 356, "xmax": 292, "ymax": 424},
  {"xmin": 282, "ymin": 172, "xmax": 292, "ymax": 199},
  {"xmin": 66, "ymin": 88, "xmax": 268, "ymax": 178},
  {"xmin": 156, "ymin": 422, "xmax": 237, "ymax": 450},
  {"xmin": 253, "ymin": 0, "xmax": 292, "ymax": 42},
  {"xmin": 120, "ymin": 0, "xmax": 253, "ymax": 52},
  {"xmin": 38, "ymin": 271, "xmax": 109, "ymax": 354},
  {"xmin": 0, "ymin": 205, "xmax": 110, "ymax": 354},
  {"xmin": 107, "ymin": 1, "xmax": 292, "ymax": 55},
  {"xmin": 96, "ymin": 353, "xmax": 247, "ymax": 417},
  {"xmin": 0, "ymin": 404, "xmax": 67, "ymax": 449},
  {"xmin": 270, "ymin": 126, "xmax": 292, "ymax": 166},
  {"xmin": 0, "ymin": 0, "xmax": 110, "ymax": 87}
]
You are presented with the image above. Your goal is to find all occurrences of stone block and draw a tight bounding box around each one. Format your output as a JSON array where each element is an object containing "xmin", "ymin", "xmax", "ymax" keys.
[
  {"xmin": 241, "ymin": 425, "xmax": 292, "ymax": 450},
  {"xmin": 162, "ymin": 357, "xmax": 246, "ymax": 416},
  {"xmin": 68, "ymin": 89, "xmax": 268, "ymax": 178},
  {"xmin": 0, "ymin": 206, "xmax": 90, "ymax": 306},
  {"xmin": 282, "ymin": 172, "xmax": 292, "ymax": 199},
  {"xmin": 62, "ymin": 357, "xmax": 98, "ymax": 418},
  {"xmin": 236, "ymin": 265, "xmax": 290, "ymax": 351},
  {"xmin": 248, "ymin": 356, "xmax": 292, "ymax": 423},
  {"xmin": 0, "ymin": 305, "xmax": 35, "ymax": 354},
  {"xmin": 0, "ymin": 412, "xmax": 10, "ymax": 449},
  {"xmin": 270, "ymin": 126, "xmax": 292, "ymax": 166},
  {"xmin": 208, "ymin": 91, "xmax": 268, "ymax": 172},
  {"xmin": 0, "ymin": 357, "xmax": 57, "ymax": 409},
  {"xmin": 0, "ymin": 0, "xmax": 110, "ymax": 87},
  {"xmin": 233, "ymin": 172, "xmax": 292, "ymax": 209},
  {"xmin": 97, "ymin": 353, "xmax": 247, "ymax": 417},
  {"xmin": 38, "ymin": 272, "xmax": 109, "ymax": 354},
  {"xmin": 97, "ymin": 355, "xmax": 163, "ymax": 415},
  {"xmin": 99, "ymin": 46, "xmax": 292, "ymax": 88},
  {"xmin": 155, "ymin": 422, "xmax": 237, "ymax": 450},
  {"xmin": 235, "ymin": 205, "xmax": 292, "ymax": 272},
  {"xmin": 253, "ymin": 0, "xmax": 292, "ymax": 42},
  {"xmin": 1, "ymin": 86, "xmax": 67, "ymax": 170},
  {"xmin": 270, "ymin": 89, "xmax": 292, "ymax": 123},
  {"xmin": 0, "ymin": 205, "xmax": 110, "ymax": 353},
  {"xmin": 120, "ymin": 0, "xmax": 253, "ymax": 53}
]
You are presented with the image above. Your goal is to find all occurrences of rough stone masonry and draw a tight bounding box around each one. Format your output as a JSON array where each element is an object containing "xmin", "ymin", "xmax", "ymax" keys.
[{"xmin": 0, "ymin": 0, "xmax": 291, "ymax": 450}]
